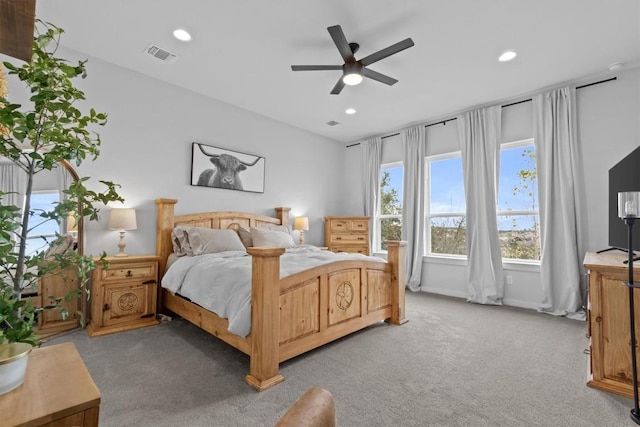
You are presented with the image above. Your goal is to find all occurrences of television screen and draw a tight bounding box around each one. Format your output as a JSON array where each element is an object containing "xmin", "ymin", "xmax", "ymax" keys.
[{"xmin": 608, "ymin": 145, "xmax": 640, "ymax": 252}]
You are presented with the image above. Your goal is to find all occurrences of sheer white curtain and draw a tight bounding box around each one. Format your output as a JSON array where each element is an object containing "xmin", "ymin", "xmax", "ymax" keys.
[
  {"xmin": 457, "ymin": 106, "xmax": 504, "ymax": 304},
  {"xmin": 361, "ymin": 136, "xmax": 382, "ymax": 250},
  {"xmin": 402, "ymin": 126, "xmax": 425, "ymax": 291},
  {"xmin": 0, "ymin": 164, "xmax": 27, "ymax": 242},
  {"xmin": 533, "ymin": 86, "xmax": 586, "ymax": 319}
]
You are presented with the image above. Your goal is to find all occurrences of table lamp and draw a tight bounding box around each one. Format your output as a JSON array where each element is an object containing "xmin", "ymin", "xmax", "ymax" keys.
[
  {"xmin": 294, "ymin": 217, "xmax": 309, "ymax": 245},
  {"xmin": 108, "ymin": 208, "xmax": 137, "ymax": 257}
]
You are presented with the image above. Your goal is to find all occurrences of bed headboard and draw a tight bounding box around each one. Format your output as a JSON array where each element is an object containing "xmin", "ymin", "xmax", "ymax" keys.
[{"xmin": 155, "ymin": 198, "xmax": 291, "ymax": 276}]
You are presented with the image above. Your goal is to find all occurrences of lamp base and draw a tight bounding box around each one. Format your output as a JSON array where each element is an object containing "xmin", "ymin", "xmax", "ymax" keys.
[{"xmin": 631, "ymin": 409, "xmax": 640, "ymax": 425}]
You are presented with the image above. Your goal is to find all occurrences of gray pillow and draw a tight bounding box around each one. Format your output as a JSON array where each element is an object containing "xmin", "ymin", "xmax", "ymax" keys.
[
  {"xmin": 186, "ymin": 228, "xmax": 246, "ymax": 255},
  {"xmin": 250, "ymin": 227, "xmax": 297, "ymax": 248}
]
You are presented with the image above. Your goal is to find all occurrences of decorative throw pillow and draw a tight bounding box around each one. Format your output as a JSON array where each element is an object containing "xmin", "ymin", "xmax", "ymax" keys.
[
  {"xmin": 186, "ymin": 227, "xmax": 246, "ymax": 255},
  {"xmin": 171, "ymin": 226, "xmax": 192, "ymax": 256},
  {"xmin": 250, "ymin": 227, "xmax": 297, "ymax": 248},
  {"xmin": 237, "ymin": 226, "xmax": 253, "ymax": 248}
]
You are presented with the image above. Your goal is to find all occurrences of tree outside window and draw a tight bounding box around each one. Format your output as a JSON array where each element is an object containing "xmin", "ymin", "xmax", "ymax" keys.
[
  {"xmin": 378, "ymin": 164, "xmax": 402, "ymax": 251},
  {"xmin": 427, "ymin": 153, "xmax": 466, "ymax": 256},
  {"xmin": 497, "ymin": 140, "xmax": 540, "ymax": 261}
]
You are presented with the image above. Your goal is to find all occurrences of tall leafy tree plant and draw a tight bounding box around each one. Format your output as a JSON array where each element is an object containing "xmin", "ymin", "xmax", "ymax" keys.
[{"xmin": 0, "ymin": 21, "xmax": 123, "ymax": 345}]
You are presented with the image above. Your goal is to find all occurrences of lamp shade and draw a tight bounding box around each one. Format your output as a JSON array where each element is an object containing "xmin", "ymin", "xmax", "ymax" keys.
[
  {"xmin": 108, "ymin": 208, "xmax": 137, "ymax": 231},
  {"xmin": 294, "ymin": 217, "xmax": 309, "ymax": 231},
  {"xmin": 618, "ymin": 192, "xmax": 640, "ymax": 219}
]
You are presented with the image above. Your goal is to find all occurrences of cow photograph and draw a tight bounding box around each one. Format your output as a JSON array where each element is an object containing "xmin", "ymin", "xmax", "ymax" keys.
[{"xmin": 191, "ymin": 142, "xmax": 265, "ymax": 193}]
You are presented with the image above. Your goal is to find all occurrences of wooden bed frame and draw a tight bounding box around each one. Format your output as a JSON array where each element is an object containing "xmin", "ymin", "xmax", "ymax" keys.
[{"xmin": 156, "ymin": 198, "xmax": 407, "ymax": 390}]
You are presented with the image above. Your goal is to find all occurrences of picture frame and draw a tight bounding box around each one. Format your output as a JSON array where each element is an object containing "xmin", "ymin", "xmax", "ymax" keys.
[{"xmin": 191, "ymin": 142, "xmax": 265, "ymax": 193}]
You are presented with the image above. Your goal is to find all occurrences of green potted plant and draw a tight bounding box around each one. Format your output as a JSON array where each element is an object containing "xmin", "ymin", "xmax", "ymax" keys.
[{"xmin": 0, "ymin": 21, "xmax": 123, "ymax": 395}]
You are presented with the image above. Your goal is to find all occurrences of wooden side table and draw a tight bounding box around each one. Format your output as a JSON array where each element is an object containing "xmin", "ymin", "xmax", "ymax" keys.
[
  {"xmin": 87, "ymin": 255, "xmax": 160, "ymax": 337},
  {"xmin": 0, "ymin": 342, "xmax": 100, "ymax": 426}
]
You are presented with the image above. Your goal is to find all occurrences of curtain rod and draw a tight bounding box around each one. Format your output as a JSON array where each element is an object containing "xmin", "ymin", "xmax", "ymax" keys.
[{"xmin": 346, "ymin": 76, "xmax": 617, "ymax": 148}]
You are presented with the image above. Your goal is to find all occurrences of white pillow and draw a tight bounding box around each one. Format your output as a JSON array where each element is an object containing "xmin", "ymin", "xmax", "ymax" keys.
[
  {"xmin": 250, "ymin": 227, "xmax": 297, "ymax": 248},
  {"xmin": 186, "ymin": 228, "xmax": 246, "ymax": 255}
]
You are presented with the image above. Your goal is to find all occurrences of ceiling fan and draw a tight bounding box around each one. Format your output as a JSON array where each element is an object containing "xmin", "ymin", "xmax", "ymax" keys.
[
  {"xmin": 0, "ymin": 0, "xmax": 36, "ymax": 62},
  {"xmin": 291, "ymin": 25, "xmax": 414, "ymax": 95}
]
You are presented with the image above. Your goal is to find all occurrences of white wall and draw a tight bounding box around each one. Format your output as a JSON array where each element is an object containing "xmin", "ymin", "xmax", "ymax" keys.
[
  {"xmin": 343, "ymin": 66, "xmax": 640, "ymax": 310},
  {"xmin": 4, "ymin": 47, "xmax": 346, "ymax": 256}
]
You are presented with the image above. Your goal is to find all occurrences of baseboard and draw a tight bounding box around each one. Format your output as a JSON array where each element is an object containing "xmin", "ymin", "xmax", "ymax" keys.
[{"xmin": 419, "ymin": 288, "xmax": 540, "ymax": 311}]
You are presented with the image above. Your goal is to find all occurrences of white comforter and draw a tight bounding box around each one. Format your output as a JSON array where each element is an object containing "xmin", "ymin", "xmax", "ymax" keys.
[{"xmin": 161, "ymin": 246, "xmax": 385, "ymax": 338}]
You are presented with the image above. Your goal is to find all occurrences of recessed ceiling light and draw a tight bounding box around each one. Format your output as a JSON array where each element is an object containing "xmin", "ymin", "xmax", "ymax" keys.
[
  {"xmin": 173, "ymin": 29, "xmax": 192, "ymax": 42},
  {"xmin": 345, "ymin": 108, "xmax": 356, "ymax": 115},
  {"xmin": 498, "ymin": 50, "xmax": 517, "ymax": 62},
  {"xmin": 608, "ymin": 62, "xmax": 624, "ymax": 71}
]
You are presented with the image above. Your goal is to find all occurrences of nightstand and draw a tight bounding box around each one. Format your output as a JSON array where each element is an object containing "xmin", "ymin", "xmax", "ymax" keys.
[{"xmin": 87, "ymin": 255, "xmax": 160, "ymax": 337}]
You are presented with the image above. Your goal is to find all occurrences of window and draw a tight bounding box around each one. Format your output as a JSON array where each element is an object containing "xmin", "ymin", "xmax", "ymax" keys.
[
  {"xmin": 497, "ymin": 139, "xmax": 540, "ymax": 261},
  {"xmin": 377, "ymin": 163, "xmax": 403, "ymax": 252},
  {"xmin": 427, "ymin": 152, "xmax": 466, "ymax": 256},
  {"xmin": 25, "ymin": 191, "xmax": 61, "ymax": 255}
]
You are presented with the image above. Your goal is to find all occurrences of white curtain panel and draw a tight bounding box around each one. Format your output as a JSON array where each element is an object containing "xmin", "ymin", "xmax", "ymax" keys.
[
  {"xmin": 361, "ymin": 136, "xmax": 382, "ymax": 249},
  {"xmin": 0, "ymin": 164, "xmax": 28, "ymax": 242},
  {"xmin": 533, "ymin": 86, "xmax": 586, "ymax": 320},
  {"xmin": 457, "ymin": 106, "xmax": 504, "ymax": 305},
  {"xmin": 402, "ymin": 125, "xmax": 425, "ymax": 291}
]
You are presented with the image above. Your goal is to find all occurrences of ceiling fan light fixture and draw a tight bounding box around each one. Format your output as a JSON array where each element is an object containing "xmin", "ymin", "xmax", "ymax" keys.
[
  {"xmin": 345, "ymin": 108, "xmax": 356, "ymax": 115},
  {"xmin": 342, "ymin": 62, "xmax": 363, "ymax": 86},
  {"xmin": 343, "ymin": 73, "xmax": 363, "ymax": 86}
]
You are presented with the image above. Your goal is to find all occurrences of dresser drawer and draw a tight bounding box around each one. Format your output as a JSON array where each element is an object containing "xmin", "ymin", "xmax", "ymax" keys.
[
  {"xmin": 97, "ymin": 261, "xmax": 157, "ymax": 282},
  {"xmin": 329, "ymin": 219, "xmax": 369, "ymax": 233},
  {"xmin": 330, "ymin": 234, "xmax": 368, "ymax": 244},
  {"xmin": 328, "ymin": 246, "xmax": 369, "ymax": 254}
]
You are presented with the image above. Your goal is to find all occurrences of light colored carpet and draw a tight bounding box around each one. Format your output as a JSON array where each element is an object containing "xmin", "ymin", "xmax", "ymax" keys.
[{"xmin": 47, "ymin": 292, "xmax": 632, "ymax": 426}]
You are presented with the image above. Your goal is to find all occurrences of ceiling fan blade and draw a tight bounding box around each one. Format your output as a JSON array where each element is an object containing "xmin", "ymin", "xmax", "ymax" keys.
[
  {"xmin": 330, "ymin": 77, "xmax": 345, "ymax": 95},
  {"xmin": 327, "ymin": 25, "xmax": 355, "ymax": 63},
  {"xmin": 291, "ymin": 65, "xmax": 343, "ymax": 71},
  {"xmin": 0, "ymin": 0, "xmax": 35, "ymax": 62},
  {"xmin": 360, "ymin": 38, "xmax": 415, "ymax": 67},
  {"xmin": 362, "ymin": 68, "xmax": 398, "ymax": 86}
]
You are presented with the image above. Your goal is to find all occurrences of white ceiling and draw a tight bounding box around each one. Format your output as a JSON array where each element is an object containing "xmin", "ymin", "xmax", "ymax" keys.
[{"xmin": 36, "ymin": 0, "xmax": 640, "ymax": 144}]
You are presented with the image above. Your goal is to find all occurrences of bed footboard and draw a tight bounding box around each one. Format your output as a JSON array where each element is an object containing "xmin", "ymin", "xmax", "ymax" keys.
[{"xmin": 245, "ymin": 242, "xmax": 406, "ymax": 390}]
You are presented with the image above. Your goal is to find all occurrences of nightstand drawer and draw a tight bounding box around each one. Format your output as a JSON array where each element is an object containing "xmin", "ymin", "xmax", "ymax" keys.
[{"xmin": 97, "ymin": 261, "xmax": 156, "ymax": 282}]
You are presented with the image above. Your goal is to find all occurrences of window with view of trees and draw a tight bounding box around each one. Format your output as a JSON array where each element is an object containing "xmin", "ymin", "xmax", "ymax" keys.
[
  {"xmin": 25, "ymin": 191, "xmax": 61, "ymax": 255},
  {"xmin": 377, "ymin": 163, "xmax": 403, "ymax": 252},
  {"xmin": 497, "ymin": 139, "xmax": 540, "ymax": 261},
  {"xmin": 426, "ymin": 153, "xmax": 466, "ymax": 256}
]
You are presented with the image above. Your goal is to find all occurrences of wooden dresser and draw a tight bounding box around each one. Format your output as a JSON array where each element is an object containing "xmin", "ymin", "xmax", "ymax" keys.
[
  {"xmin": 324, "ymin": 216, "xmax": 370, "ymax": 255},
  {"xmin": 0, "ymin": 342, "xmax": 100, "ymax": 426},
  {"xmin": 584, "ymin": 251, "xmax": 640, "ymax": 398},
  {"xmin": 87, "ymin": 255, "xmax": 159, "ymax": 337}
]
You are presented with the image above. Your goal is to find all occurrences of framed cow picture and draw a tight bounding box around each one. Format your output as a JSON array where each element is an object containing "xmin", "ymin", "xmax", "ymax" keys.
[{"xmin": 190, "ymin": 142, "xmax": 265, "ymax": 193}]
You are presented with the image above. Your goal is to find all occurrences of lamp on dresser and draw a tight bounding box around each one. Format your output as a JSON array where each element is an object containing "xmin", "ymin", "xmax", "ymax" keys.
[
  {"xmin": 108, "ymin": 208, "xmax": 137, "ymax": 257},
  {"xmin": 619, "ymin": 191, "xmax": 640, "ymax": 424},
  {"xmin": 294, "ymin": 216, "xmax": 309, "ymax": 245}
]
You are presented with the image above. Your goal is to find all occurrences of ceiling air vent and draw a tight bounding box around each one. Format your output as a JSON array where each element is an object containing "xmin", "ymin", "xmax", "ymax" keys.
[
  {"xmin": 326, "ymin": 120, "xmax": 341, "ymax": 127},
  {"xmin": 145, "ymin": 44, "xmax": 179, "ymax": 63}
]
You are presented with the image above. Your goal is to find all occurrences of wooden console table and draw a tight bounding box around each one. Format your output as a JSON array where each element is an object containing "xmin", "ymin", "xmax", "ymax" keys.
[
  {"xmin": 585, "ymin": 251, "xmax": 640, "ymax": 398},
  {"xmin": 0, "ymin": 342, "xmax": 100, "ymax": 426}
]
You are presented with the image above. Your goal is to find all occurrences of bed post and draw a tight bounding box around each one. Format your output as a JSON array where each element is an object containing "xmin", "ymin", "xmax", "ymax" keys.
[
  {"xmin": 245, "ymin": 247, "xmax": 286, "ymax": 390},
  {"xmin": 386, "ymin": 241, "xmax": 408, "ymax": 325},
  {"xmin": 155, "ymin": 198, "xmax": 177, "ymax": 278},
  {"xmin": 275, "ymin": 207, "xmax": 291, "ymax": 227}
]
